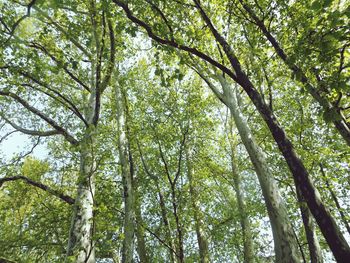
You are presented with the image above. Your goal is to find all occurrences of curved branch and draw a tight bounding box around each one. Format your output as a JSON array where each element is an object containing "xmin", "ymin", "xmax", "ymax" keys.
[
  {"xmin": 0, "ymin": 130, "xmax": 19, "ymax": 144},
  {"xmin": 145, "ymin": 0, "xmax": 174, "ymax": 40},
  {"xmin": 20, "ymin": 82, "xmax": 88, "ymax": 127},
  {"xmin": 2, "ymin": 0, "xmax": 37, "ymax": 46},
  {"xmin": 13, "ymin": 66, "xmax": 88, "ymax": 125},
  {"xmin": 0, "ymin": 175, "xmax": 74, "ymax": 205},
  {"xmin": 33, "ymin": 6, "xmax": 92, "ymax": 59},
  {"xmin": 29, "ymin": 42, "xmax": 90, "ymax": 92},
  {"xmin": 112, "ymin": 0, "xmax": 237, "ymax": 82},
  {"xmin": 1, "ymin": 114, "xmax": 60, "ymax": 137},
  {"xmin": 0, "ymin": 90, "xmax": 79, "ymax": 145}
]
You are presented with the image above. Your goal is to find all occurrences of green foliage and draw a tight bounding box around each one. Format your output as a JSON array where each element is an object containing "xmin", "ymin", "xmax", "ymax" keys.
[{"xmin": 0, "ymin": 0, "xmax": 350, "ymax": 262}]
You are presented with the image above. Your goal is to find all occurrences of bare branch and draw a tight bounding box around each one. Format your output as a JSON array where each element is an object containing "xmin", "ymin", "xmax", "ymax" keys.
[
  {"xmin": 0, "ymin": 130, "xmax": 19, "ymax": 144},
  {"xmin": 7, "ymin": 137, "xmax": 41, "ymax": 166}
]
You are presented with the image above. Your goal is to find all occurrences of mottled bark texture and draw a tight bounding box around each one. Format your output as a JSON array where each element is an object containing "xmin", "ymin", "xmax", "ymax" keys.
[
  {"xmin": 185, "ymin": 146, "xmax": 210, "ymax": 263},
  {"xmin": 228, "ymin": 124, "xmax": 254, "ymax": 263},
  {"xmin": 116, "ymin": 84, "xmax": 135, "ymax": 263},
  {"xmin": 218, "ymin": 76, "xmax": 301, "ymax": 263}
]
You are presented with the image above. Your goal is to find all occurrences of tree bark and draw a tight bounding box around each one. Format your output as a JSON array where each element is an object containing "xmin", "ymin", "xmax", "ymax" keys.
[
  {"xmin": 228, "ymin": 123, "xmax": 254, "ymax": 263},
  {"xmin": 170, "ymin": 183, "xmax": 184, "ymax": 263},
  {"xmin": 296, "ymin": 187, "xmax": 323, "ymax": 263},
  {"xmin": 135, "ymin": 188, "xmax": 149, "ymax": 263},
  {"xmin": 185, "ymin": 146, "xmax": 210, "ymax": 263},
  {"xmin": 66, "ymin": 76, "xmax": 98, "ymax": 263},
  {"xmin": 116, "ymin": 84, "xmax": 135, "ymax": 263},
  {"xmin": 157, "ymin": 184, "xmax": 177, "ymax": 263},
  {"xmin": 66, "ymin": 129, "xmax": 96, "ymax": 263},
  {"xmin": 218, "ymin": 76, "xmax": 301, "ymax": 263},
  {"xmin": 239, "ymin": 1, "xmax": 350, "ymax": 146}
]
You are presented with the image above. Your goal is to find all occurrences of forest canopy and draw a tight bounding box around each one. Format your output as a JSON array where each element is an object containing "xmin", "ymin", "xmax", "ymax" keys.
[{"xmin": 0, "ymin": 0, "xmax": 349, "ymax": 262}]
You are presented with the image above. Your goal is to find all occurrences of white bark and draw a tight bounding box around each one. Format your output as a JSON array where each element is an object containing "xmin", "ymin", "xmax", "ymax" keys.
[
  {"xmin": 217, "ymin": 76, "xmax": 301, "ymax": 263},
  {"xmin": 66, "ymin": 92, "xmax": 97, "ymax": 262},
  {"xmin": 228, "ymin": 127, "xmax": 254, "ymax": 263},
  {"xmin": 185, "ymin": 146, "xmax": 210, "ymax": 263},
  {"xmin": 115, "ymin": 84, "xmax": 135, "ymax": 263},
  {"xmin": 66, "ymin": 44, "xmax": 98, "ymax": 262}
]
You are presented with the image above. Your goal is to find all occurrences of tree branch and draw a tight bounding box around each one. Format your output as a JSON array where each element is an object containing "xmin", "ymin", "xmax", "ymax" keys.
[
  {"xmin": 1, "ymin": 114, "xmax": 60, "ymax": 137},
  {"xmin": 2, "ymin": 0, "xmax": 37, "ymax": 46},
  {"xmin": 112, "ymin": 0, "xmax": 237, "ymax": 82},
  {"xmin": 0, "ymin": 90, "xmax": 78, "ymax": 145},
  {"xmin": 92, "ymin": 18, "xmax": 116, "ymax": 126},
  {"xmin": 0, "ymin": 175, "xmax": 74, "ymax": 205},
  {"xmin": 33, "ymin": 6, "xmax": 92, "ymax": 59},
  {"xmin": 29, "ymin": 42, "xmax": 91, "ymax": 92}
]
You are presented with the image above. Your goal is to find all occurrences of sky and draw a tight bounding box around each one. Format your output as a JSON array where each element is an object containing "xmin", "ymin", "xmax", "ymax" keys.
[{"xmin": 0, "ymin": 131, "xmax": 48, "ymax": 161}]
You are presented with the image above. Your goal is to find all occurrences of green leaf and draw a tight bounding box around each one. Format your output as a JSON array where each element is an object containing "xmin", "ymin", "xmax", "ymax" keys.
[
  {"xmin": 311, "ymin": 0, "xmax": 322, "ymax": 11},
  {"xmin": 323, "ymin": 108, "xmax": 342, "ymax": 123},
  {"xmin": 324, "ymin": 0, "xmax": 333, "ymax": 8}
]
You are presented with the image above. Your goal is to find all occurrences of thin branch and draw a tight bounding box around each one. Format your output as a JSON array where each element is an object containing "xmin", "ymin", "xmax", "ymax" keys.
[
  {"xmin": 112, "ymin": 0, "xmax": 238, "ymax": 82},
  {"xmin": 136, "ymin": 139, "xmax": 157, "ymax": 181},
  {"xmin": 19, "ymin": 82, "xmax": 88, "ymax": 127},
  {"xmin": 173, "ymin": 128, "xmax": 188, "ymax": 185},
  {"xmin": 33, "ymin": 6, "xmax": 92, "ymax": 59},
  {"xmin": 7, "ymin": 137, "xmax": 41, "ymax": 166},
  {"xmin": 112, "ymin": 206, "xmax": 179, "ymax": 257},
  {"xmin": 157, "ymin": 139, "xmax": 173, "ymax": 185},
  {"xmin": 0, "ymin": 130, "xmax": 19, "ymax": 144},
  {"xmin": 29, "ymin": 42, "xmax": 90, "ymax": 92},
  {"xmin": 0, "ymin": 175, "xmax": 74, "ymax": 205},
  {"xmin": 2, "ymin": 0, "xmax": 37, "ymax": 46},
  {"xmin": 1, "ymin": 114, "xmax": 60, "ymax": 137},
  {"xmin": 0, "ymin": 90, "xmax": 78, "ymax": 145},
  {"xmin": 145, "ymin": 0, "xmax": 174, "ymax": 41}
]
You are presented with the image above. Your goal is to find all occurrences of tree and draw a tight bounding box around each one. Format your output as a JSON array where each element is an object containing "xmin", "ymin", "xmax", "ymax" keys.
[
  {"xmin": 112, "ymin": 1, "xmax": 350, "ymax": 260},
  {"xmin": 1, "ymin": 0, "xmax": 350, "ymax": 262}
]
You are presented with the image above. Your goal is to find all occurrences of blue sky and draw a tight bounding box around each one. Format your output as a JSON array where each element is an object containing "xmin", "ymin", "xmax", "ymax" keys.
[{"xmin": 1, "ymin": 132, "xmax": 48, "ymax": 161}]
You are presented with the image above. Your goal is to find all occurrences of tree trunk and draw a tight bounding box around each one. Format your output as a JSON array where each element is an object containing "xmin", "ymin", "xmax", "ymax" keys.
[
  {"xmin": 156, "ymin": 184, "xmax": 177, "ymax": 263},
  {"xmin": 116, "ymin": 85, "xmax": 135, "ymax": 263},
  {"xmin": 185, "ymin": 146, "xmax": 210, "ymax": 263},
  {"xmin": 296, "ymin": 187, "xmax": 323, "ymax": 263},
  {"xmin": 218, "ymin": 76, "xmax": 301, "ymax": 263},
  {"xmin": 194, "ymin": 4, "xmax": 350, "ymax": 260},
  {"xmin": 135, "ymin": 188, "xmax": 149, "ymax": 263},
  {"xmin": 66, "ymin": 130, "xmax": 96, "ymax": 263},
  {"xmin": 228, "ymin": 124, "xmax": 254, "ymax": 263},
  {"xmin": 66, "ymin": 69, "xmax": 98, "ymax": 262},
  {"xmin": 239, "ymin": 1, "xmax": 350, "ymax": 147},
  {"xmin": 170, "ymin": 183, "xmax": 184, "ymax": 263}
]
